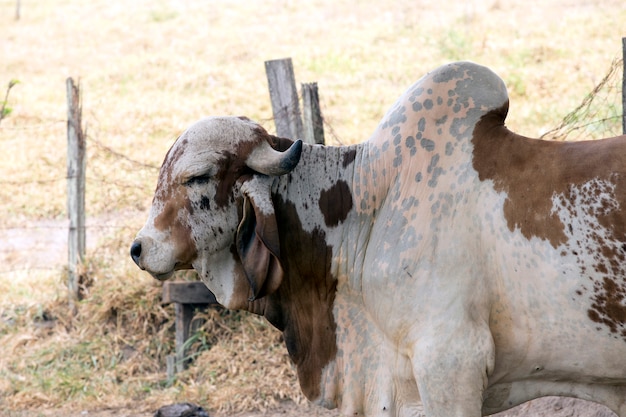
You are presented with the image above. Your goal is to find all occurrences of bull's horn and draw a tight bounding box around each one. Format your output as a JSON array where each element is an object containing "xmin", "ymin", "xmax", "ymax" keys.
[{"xmin": 246, "ymin": 139, "xmax": 303, "ymax": 176}]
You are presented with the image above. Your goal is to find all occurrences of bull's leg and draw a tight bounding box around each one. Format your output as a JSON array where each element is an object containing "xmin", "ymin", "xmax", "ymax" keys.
[
  {"xmin": 599, "ymin": 386, "xmax": 626, "ymax": 417},
  {"xmin": 496, "ymin": 381, "xmax": 626, "ymax": 417},
  {"xmin": 412, "ymin": 321, "xmax": 495, "ymax": 417}
]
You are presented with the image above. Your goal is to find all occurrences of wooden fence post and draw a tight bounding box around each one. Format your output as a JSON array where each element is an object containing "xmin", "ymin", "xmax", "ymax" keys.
[
  {"xmin": 622, "ymin": 37, "xmax": 625, "ymax": 135},
  {"xmin": 66, "ymin": 78, "xmax": 86, "ymax": 313},
  {"xmin": 162, "ymin": 282, "xmax": 219, "ymax": 375},
  {"xmin": 265, "ymin": 58, "xmax": 303, "ymax": 139},
  {"xmin": 302, "ymin": 82, "xmax": 325, "ymax": 145}
]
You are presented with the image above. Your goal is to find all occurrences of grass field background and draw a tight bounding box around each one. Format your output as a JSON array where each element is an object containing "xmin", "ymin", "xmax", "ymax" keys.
[{"xmin": 1, "ymin": 0, "xmax": 625, "ymax": 414}]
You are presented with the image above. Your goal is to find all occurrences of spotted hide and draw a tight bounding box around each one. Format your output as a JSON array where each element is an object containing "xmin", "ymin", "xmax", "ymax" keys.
[{"xmin": 131, "ymin": 61, "xmax": 626, "ymax": 417}]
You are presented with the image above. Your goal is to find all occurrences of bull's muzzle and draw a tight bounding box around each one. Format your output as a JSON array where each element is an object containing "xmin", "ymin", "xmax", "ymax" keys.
[
  {"xmin": 129, "ymin": 236, "xmax": 177, "ymax": 281},
  {"xmin": 130, "ymin": 240, "xmax": 144, "ymax": 269}
]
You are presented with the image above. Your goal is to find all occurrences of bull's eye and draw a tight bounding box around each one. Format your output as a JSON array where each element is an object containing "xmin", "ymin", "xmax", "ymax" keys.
[{"xmin": 184, "ymin": 173, "xmax": 211, "ymax": 186}]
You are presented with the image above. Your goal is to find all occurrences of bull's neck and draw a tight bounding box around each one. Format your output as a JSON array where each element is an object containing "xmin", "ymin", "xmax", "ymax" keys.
[
  {"xmin": 260, "ymin": 142, "xmax": 379, "ymax": 400},
  {"xmin": 273, "ymin": 143, "xmax": 378, "ymax": 277}
]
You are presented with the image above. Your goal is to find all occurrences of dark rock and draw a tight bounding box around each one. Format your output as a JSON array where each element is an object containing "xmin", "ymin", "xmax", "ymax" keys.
[{"xmin": 154, "ymin": 402, "xmax": 210, "ymax": 417}]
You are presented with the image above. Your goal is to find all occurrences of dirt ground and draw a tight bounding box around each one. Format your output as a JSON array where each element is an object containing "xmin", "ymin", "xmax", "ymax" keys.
[
  {"xmin": 226, "ymin": 397, "xmax": 617, "ymax": 417},
  {"xmin": 5, "ymin": 396, "xmax": 615, "ymax": 417}
]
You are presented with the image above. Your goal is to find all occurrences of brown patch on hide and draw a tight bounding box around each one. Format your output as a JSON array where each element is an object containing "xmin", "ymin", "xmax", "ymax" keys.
[
  {"xmin": 153, "ymin": 187, "xmax": 197, "ymax": 269},
  {"xmin": 342, "ymin": 148, "xmax": 357, "ymax": 168},
  {"xmin": 214, "ymin": 148, "xmax": 251, "ymax": 209},
  {"xmin": 152, "ymin": 137, "xmax": 198, "ymax": 267},
  {"xmin": 472, "ymin": 104, "xmax": 626, "ymax": 248},
  {"xmin": 152, "ymin": 136, "xmax": 185, "ymax": 228},
  {"xmin": 319, "ymin": 180, "xmax": 353, "ymax": 227},
  {"xmin": 247, "ymin": 195, "xmax": 338, "ymax": 401},
  {"xmin": 588, "ymin": 277, "xmax": 626, "ymax": 338},
  {"xmin": 472, "ymin": 105, "xmax": 626, "ymax": 340}
]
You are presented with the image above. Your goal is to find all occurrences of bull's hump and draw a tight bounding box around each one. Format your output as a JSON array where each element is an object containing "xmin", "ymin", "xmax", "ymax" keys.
[
  {"xmin": 354, "ymin": 62, "xmax": 510, "ymax": 254},
  {"xmin": 363, "ymin": 61, "xmax": 510, "ymax": 198},
  {"xmin": 373, "ymin": 61, "xmax": 509, "ymax": 143}
]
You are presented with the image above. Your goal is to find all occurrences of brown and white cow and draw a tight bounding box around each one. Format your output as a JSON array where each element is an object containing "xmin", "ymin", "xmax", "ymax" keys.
[{"xmin": 131, "ymin": 61, "xmax": 626, "ymax": 417}]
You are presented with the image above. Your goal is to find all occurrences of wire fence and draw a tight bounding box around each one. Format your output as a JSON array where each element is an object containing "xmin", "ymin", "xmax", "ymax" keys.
[
  {"xmin": 0, "ymin": 58, "xmax": 624, "ymax": 278},
  {"xmin": 541, "ymin": 58, "xmax": 624, "ymax": 141},
  {"xmin": 0, "ymin": 121, "xmax": 162, "ymax": 276}
]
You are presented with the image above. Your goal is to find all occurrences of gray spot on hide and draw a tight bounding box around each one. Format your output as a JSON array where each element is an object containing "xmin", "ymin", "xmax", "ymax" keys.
[
  {"xmin": 417, "ymin": 117, "xmax": 426, "ymax": 133},
  {"xmin": 406, "ymin": 136, "xmax": 417, "ymax": 156},
  {"xmin": 427, "ymin": 154, "xmax": 444, "ymax": 188},
  {"xmin": 393, "ymin": 154, "xmax": 403, "ymax": 168},
  {"xmin": 401, "ymin": 196, "xmax": 419, "ymax": 210},
  {"xmin": 409, "ymin": 86, "xmax": 424, "ymax": 101},
  {"xmin": 420, "ymin": 138, "xmax": 435, "ymax": 152},
  {"xmin": 382, "ymin": 104, "xmax": 408, "ymax": 130},
  {"xmin": 433, "ymin": 64, "xmax": 467, "ymax": 83}
]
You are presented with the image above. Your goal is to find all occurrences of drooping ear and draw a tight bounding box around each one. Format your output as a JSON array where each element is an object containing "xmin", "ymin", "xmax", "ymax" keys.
[{"xmin": 236, "ymin": 176, "xmax": 284, "ymax": 301}]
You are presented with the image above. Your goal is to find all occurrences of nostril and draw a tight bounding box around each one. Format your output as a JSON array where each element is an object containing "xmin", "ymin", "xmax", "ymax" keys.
[{"xmin": 130, "ymin": 241, "xmax": 142, "ymax": 264}]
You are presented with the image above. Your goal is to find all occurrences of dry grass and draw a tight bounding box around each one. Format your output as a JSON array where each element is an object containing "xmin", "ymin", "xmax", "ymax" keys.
[
  {"xmin": 0, "ymin": 229, "xmax": 302, "ymax": 414},
  {"xmin": 1, "ymin": 0, "xmax": 625, "ymax": 414}
]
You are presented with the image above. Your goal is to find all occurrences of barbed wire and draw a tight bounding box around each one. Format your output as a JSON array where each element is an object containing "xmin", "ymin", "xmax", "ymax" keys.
[
  {"xmin": 0, "ymin": 222, "xmax": 136, "ymax": 231},
  {"xmin": 86, "ymin": 131, "xmax": 160, "ymax": 171},
  {"xmin": 1, "ymin": 65, "xmax": 624, "ymax": 276},
  {"xmin": 540, "ymin": 58, "xmax": 623, "ymax": 141},
  {"xmin": 0, "ymin": 119, "xmax": 65, "ymax": 133},
  {"xmin": 0, "ymin": 267, "xmax": 64, "ymax": 274},
  {"xmin": 0, "ymin": 178, "xmax": 64, "ymax": 185}
]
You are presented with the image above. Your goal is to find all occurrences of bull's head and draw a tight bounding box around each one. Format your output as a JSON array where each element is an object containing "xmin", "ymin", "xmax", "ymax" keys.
[{"xmin": 130, "ymin": 116, "xmax": 302, "ymax": 308}]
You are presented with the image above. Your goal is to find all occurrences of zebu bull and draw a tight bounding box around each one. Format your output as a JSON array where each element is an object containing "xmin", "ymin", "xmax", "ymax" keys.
[{"xmin": 131, "ymin": 61, "xmax": 626, "ymax": 416}]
